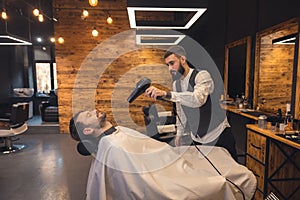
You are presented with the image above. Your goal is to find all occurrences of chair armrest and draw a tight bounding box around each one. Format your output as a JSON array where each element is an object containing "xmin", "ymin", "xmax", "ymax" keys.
[
  {"xmin": 39, "ymin": 101, "xmax": 50, "ymax": 116},
  {"xmin": 41, "ymin": 101, "xmax": 50, "ymax": 106},
  {"xmin": 0, "ymin": 120, "xmax": 10, "ymax": 129},
  {"xmin": 40, "ymin": 101, "xmax": 50, "ymax": 110},
  {"xmin": 0, "ymin": 118, "xmax": 10, "ymax": 122}
]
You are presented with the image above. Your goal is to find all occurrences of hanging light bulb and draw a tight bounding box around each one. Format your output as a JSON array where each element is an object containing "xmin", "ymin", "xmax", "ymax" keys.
[
  {"xmin": 1, "ymin": 9, "xmax": 7, "ymax": 20},
  {"xmin": 81, "ymin": 9, "xmax": 89, "ymax": 20},
  {"xmin": 38, "ymin": 14, "xmax": 44, "ymax": 22},
  {"xmin": 58, "ymin": 36, "xmax": 64, "ymax": 44},
  {"xmin": 92, "ymin": 27, "xmax": 98, "ymax": 37},
  {"xmin": 50, "ymin": 37, "xmax": 55, "ymax": 43},
  {"xmin": 106, "ymin": 15, "xmax": 113, "ymax": 24},
  {"xmin": 33, "ymin": 8, "xmax": 39, "ymax": 16},
  {"xmin": 89, "ymin": 0, "xmax": 98, "ymax": 7}
]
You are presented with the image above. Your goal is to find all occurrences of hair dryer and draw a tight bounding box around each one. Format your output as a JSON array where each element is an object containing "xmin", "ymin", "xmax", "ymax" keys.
[{"xmin": 127, "ymin": 77, "xmax": 151, "ymax": 103}]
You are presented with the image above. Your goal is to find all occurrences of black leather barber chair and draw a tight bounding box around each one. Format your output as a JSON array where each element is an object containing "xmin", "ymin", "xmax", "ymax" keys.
[
  {"xmin": 0, "ymin": 103, "xmax": 29, "ymax": 154},
  {"xmin": 143, "ymin": 103, "xmax": 176, "ymax": 144},
  {"xmin": 39, "ymin": 90, "xmax": 59, "ymax": 122}
]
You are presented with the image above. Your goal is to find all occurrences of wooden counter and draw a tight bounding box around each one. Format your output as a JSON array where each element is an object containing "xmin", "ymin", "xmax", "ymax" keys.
[
  {"xmin": 222, "ymin": 105, "xmax": 259, "ymax": 120},
  {"xmin": 246, "ymin": 124, "xmax": 300, "ymax": 200},
  {"xmin": 246, "ymin": 124, "xmax": 300, "ymax": 150}
]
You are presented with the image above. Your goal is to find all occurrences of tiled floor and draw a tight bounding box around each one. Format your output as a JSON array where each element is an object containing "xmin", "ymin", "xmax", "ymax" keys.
[{"xmin": 0, "ymin": 116, "xmax": 92, "ymax": 200}]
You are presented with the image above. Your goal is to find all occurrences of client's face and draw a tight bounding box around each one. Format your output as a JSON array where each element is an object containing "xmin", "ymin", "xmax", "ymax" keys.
[{"xmin": 76, "ymin": 110, "xmax": 107, "ymax": 129}]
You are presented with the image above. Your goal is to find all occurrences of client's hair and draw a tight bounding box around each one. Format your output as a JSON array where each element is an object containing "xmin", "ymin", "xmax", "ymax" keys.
[
  {"xmin": 69, "ymin": 111, "xmax": 98, "ymax": 156},
  {"xmin": 69, "ymin": 112, "xmax": 81, "ymax": 141}
]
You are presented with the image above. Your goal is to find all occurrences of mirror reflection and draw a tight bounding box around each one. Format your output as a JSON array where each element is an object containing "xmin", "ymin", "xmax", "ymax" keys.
[
  {"xmin": 224, "ymin": 36, "xmax": 251, "ymax": 100},
  {"xmin": 253, "ymin": 18, "xmax": 298, "ymax": 115}
]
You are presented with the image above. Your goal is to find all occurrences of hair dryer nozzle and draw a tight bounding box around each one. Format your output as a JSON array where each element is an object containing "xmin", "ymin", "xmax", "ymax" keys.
[{"xmin": 127, "ymin": 77, "xmax": 151, "ymax": 103}]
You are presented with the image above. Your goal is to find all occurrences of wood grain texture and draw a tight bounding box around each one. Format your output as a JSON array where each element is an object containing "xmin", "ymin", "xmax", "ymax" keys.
[{"xmin": 253, "ymin": 18, "xmax": 299, "ymax": 114}]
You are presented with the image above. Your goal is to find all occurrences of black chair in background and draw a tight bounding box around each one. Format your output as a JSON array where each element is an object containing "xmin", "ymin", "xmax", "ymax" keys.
[
  {"xmin": 0, "ymin": 102, "xmax": 29, "ymax": 154},
  {"xmin": 39, "ymin": 90, "xmax": 59, "ymax": 122}
]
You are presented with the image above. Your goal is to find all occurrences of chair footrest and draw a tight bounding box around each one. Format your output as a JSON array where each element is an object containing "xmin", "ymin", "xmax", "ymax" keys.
[{"xmin": 0, "ymin": 144, "xmax": 26, "ymax": 154}]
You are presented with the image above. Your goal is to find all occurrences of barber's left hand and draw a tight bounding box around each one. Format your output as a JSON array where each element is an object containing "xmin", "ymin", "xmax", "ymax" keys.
[{"xmin": 145, "ymin": 86, "xmax": 166, "ymax": 100}]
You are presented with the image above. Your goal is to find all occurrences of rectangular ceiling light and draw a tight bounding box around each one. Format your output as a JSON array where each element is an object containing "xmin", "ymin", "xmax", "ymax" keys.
[
  {"xmin": 136, "ymin": 30, "xmax": 185, "ymax": 45},
  {"xmin": 0, "ymin": 35, "xmax": 32, "ymax": 45},
  {"xmin": 127, "ymin": 7, "xmax": 207, "ymax": 29},
  {"xmin": 272, "ymin": 33, "xmax": 298, "ymax": 45}
]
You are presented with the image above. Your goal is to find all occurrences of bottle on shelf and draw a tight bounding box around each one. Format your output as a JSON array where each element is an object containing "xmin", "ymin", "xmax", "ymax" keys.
[{"xmin": 284, "ymin": 111, "xmax": 293, "ymax": 132}]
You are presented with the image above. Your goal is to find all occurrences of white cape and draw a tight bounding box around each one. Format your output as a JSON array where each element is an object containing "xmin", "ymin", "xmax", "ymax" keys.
[{"xmin": 86, "ymin": 126, "xmax": 256, "ymax": 200}]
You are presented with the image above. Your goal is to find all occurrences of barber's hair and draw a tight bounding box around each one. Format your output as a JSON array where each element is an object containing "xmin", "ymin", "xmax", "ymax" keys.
[{"xmin": 164, "ymin": 45, "xmax": 187, "ymax": 59}]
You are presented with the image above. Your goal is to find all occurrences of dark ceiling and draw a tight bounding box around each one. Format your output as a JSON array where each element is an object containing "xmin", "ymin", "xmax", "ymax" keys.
[{"xmin": 0, "ymin": 0, "xmax": 54, "ymax": 45}]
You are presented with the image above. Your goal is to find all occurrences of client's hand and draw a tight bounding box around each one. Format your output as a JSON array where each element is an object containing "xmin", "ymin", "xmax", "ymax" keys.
[{"xmin": 145, "ymin": 86, "xmax": 167, "ymax": 100}]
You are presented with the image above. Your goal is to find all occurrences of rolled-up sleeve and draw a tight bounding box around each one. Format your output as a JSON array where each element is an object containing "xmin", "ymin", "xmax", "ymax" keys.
[
  {"xmin": 170, "ymin": 70, "xmax": 214, "ymax": 136},
  {"xmin": 171, "ymin": 70, "xmax": 214, "ymax": 108}
]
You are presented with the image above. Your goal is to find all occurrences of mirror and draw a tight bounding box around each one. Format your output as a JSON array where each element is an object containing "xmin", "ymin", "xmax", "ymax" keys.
[
  {"xmin": 224, "ymin": 36, "xmax": 251, "ymax": 100},
  {"xmin": 253, "ymin": 18, "xmax": 299, "ymax": 115}
]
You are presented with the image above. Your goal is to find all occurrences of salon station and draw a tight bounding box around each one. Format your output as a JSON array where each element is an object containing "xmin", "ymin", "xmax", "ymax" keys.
[{"xmin": 0, "ymin": 0, "xmax": 300, "ymax": 200}]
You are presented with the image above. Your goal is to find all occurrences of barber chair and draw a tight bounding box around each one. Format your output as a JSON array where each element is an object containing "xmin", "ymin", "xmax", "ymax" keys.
[
  {"xmin": 39, "ymin": 90, "xmax": 59, "ymax": 122},
  {"xmin": 0, "ymin": 103, "xmax": 29, "ymax": 154},
  {"xmin": 39, "ymin": 102, "xmax": 59, "ymax": 122},
  {"xmin": 143, "ymin": 104, "xmax": 176, "ymax": 144}
]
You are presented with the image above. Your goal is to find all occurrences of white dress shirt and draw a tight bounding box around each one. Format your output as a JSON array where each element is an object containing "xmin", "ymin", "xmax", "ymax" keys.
[{"xmin": 170, "ymin": 68, "xmax": 230, "ymax": 144}]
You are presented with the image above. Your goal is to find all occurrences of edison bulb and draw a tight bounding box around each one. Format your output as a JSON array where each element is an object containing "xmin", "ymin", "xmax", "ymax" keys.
[
  {"xmin": 106, "ymin": 16, "xmax": 113, "ymax": 24},
  {"xmin": 38, "ymin": 14, "xmax": 44, "ymax": 22},
  {"xmin": 1, "ymin": 11, "xmax": 7, "ymax": 20},
  {"xmin": 92, "ymin": 28, "xmax": 99, "ymax": 37},
  {"xmin": 58, "ymin": 37, "xmax": 64, "ymax": 44},
  {"xmin": 89, "ymin": 0, "xmax": 98, "ymax": 7},
  {"xmin": 33, "ymin": 8, "xmax": 39, "ymax": 16}
]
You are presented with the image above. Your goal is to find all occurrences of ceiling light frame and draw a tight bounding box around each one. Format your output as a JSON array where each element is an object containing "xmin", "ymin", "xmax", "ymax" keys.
[
  {"xmin": 136, "ymin": 34, "xmax": 185, "ymax": 45},
  {"xmin": 127, "ymin": 7, "xmax": 206, "ymax": 29},
  {"xmin": 135, "ymin": 29, "xmax": 186, "ymax": 45},
  {"xmin": 0, "ymin": 35, "xmax": 32, "ymax": 45}
]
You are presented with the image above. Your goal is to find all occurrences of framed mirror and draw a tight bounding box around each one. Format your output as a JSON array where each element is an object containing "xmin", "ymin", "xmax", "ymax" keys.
[
  {"xmin": 224, "ymin": 36, "xmax": 251, "ymax": 100},
  {"xmin": 253, "ymin": 18, "xmax": 299, "ymax": 115}
]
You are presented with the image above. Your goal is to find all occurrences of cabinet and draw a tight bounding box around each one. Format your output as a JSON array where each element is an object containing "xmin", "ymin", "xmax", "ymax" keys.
[{"xmin": 246, "ymin": 125, "xmax": 300, "ymax": 200}]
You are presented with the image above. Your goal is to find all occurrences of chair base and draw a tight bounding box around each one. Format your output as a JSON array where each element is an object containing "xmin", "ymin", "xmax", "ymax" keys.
[{"xmin": 0, "ymin": 144, "xmax": 26, "ymax": 154}]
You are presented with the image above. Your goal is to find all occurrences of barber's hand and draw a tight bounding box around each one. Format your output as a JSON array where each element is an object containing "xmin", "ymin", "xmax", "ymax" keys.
[
  {"xmin": 145, "ymin": 86, "xmax": 166, "ymax": 100},
  {"xmin": 175, "ymin": 135, "xmax": 182, "ymax": 147}
]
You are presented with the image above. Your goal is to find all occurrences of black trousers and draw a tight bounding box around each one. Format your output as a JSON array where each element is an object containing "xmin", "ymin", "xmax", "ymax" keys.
[{"xmin": 193, "ymin": 127, "xmax": 238, "ymax": 161}]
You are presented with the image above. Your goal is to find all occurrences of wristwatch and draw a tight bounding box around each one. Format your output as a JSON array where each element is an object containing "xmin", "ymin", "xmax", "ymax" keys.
[{"xmin": 165, "ymin": 91, "xmax": 172, "ymax": 99}]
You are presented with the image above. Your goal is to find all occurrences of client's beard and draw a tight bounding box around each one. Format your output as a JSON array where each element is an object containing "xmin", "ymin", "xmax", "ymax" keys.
[
  {"xmin": 171, "ymin": 63, "xmax": 185, "ymax": 81},
  {"xmin": 99, "ymin": 113, "xmax": 107, "ymax": 128}
]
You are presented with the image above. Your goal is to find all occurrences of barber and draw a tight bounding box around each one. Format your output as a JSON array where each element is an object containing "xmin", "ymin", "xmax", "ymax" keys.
[{"xmin": 145, "ymin": 45, "xmax": 237, "ymax": 161}]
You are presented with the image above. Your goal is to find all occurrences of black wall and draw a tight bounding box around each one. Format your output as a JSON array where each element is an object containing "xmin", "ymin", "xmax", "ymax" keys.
[
  {"xmin": 185, "ymin": 0, "xmax": 300, "ymax": 100},
  {"xmin": 0, "ymin": 46, "xmax": 32, "ymax": 101},
  {"xmin": 1, "ymin": 0, "xmax": 300, "ymax": 104}
]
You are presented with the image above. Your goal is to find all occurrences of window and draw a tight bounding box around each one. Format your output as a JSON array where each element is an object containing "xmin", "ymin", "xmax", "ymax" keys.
[
  {"xmin": 35, "ymin": 62, "xmax": 57, "ymax": 94},
  {"xmin": 34, "ymin": 45, "xmax": 57, "ymax": 95}
]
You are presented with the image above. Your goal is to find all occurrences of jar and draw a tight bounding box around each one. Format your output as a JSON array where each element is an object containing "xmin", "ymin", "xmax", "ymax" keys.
[{"xmin": 258, "ymin": 115, "xmax": 267, "ymax": 129}]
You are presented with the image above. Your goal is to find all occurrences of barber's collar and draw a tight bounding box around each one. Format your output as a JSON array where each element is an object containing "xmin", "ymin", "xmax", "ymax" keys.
[{"xmin": 182, "ymin": 68, "xmax": 194, "ymax": 82}]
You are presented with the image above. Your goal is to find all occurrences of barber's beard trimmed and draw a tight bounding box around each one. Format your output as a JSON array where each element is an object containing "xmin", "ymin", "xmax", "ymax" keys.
[
  {"xmin": 171, "ymin": 62, "xmax": 185, "ymax": 81},
  {"xmin": 99, "ymin": 113, "xmax": 107, "ymax": 128}
]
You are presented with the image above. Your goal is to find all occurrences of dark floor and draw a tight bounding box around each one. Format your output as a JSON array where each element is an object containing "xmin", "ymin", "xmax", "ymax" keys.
[{"xmin": 0, "ymin": 116, "xmax": 92, "ymax": 200}]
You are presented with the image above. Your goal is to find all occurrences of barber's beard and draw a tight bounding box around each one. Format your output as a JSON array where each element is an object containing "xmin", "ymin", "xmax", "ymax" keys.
[
  {"xmin": 99, "ymin": 113, "xmax": 107, "ymax": 128},
  {"xmin": 171, "ymin": 63, "xmax": 185, "ymax": 81}
]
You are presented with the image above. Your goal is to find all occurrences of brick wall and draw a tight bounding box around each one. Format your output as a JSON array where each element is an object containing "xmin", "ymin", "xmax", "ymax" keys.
[{"xmin": 53, "ymin": 0, "xmax": 173, "ymax": 133}]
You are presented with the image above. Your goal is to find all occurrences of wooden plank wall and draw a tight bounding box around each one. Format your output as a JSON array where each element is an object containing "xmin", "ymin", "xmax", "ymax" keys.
[{"xmin": 53, "ymin": 0, "xmax": 173, "ymax": 133}]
